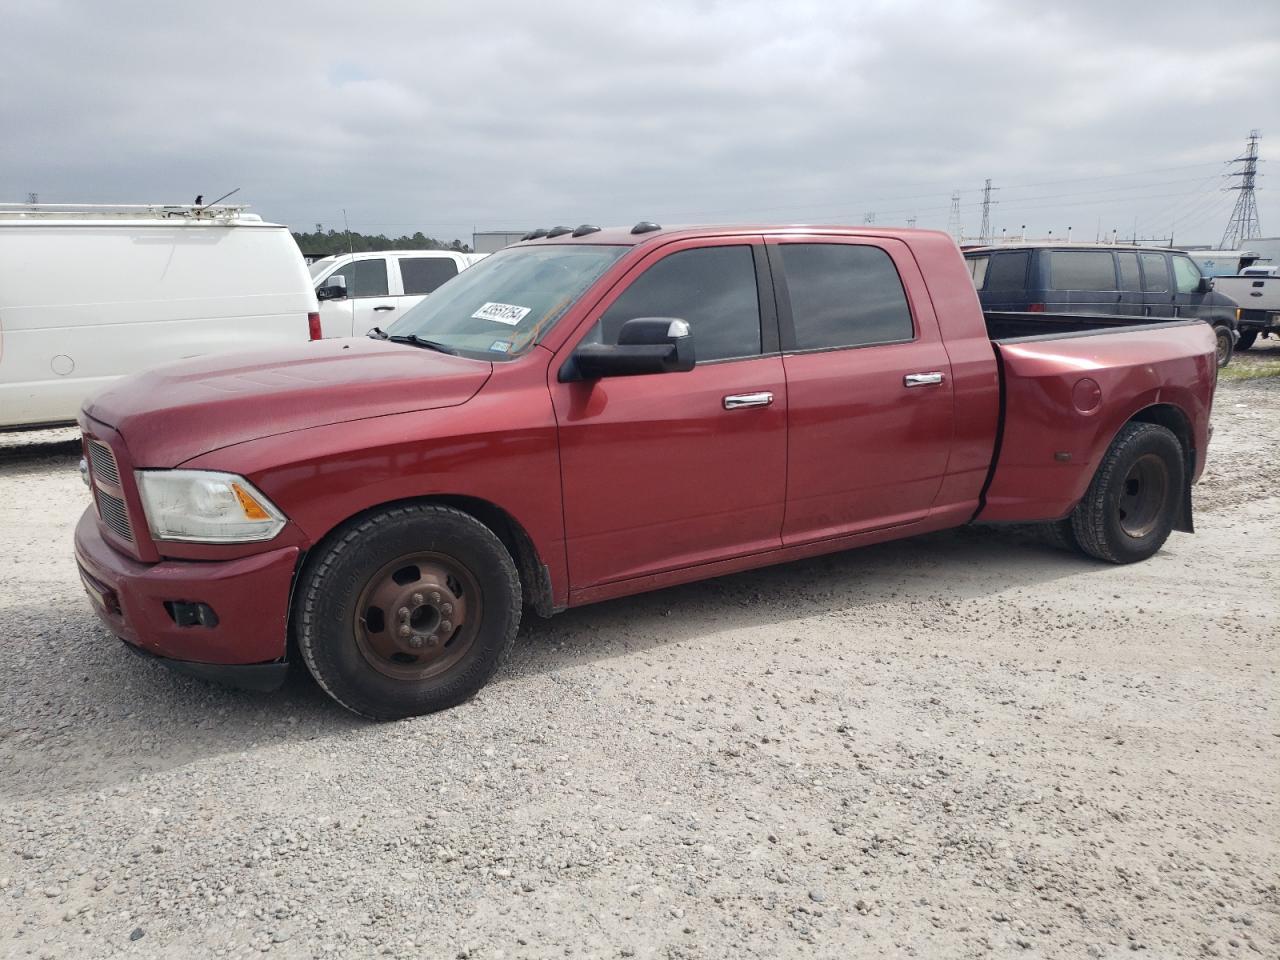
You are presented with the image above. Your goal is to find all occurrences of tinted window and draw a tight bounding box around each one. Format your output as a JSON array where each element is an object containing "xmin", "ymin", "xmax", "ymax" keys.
[
  {"xmin": 345, "ymin": 258, "xmax": 388, "ymax": 298},
  {"xmin": 986, "ymin": 252, "xmax": 1030, "ymax": 292},
  {"xmin": 400, "ymin": 257, "xmax": 458, "ymax": 296},
  {"xmin": 781, "ymin": 243, "xmax": 913, "ymax": 350},
  {"xmin": 1117, "ymin": 252, "xmax": 1142, "ymax": 292},
  {"xmin": 1140, "ymin": 254, "xmax": 1170, "ymax": 293},
  {"xmin": 598, "ymin": 246, "xmax": 760, "ymax": 362},
  {"xmin": 1047, "ymin": 251, "xmax": 1117, "ymax": 291},
  {"xmin": 1172, "ymin": 255, "xmax": 1202, "ymax": 294},
  {"xmin": 967, "ymin": 255, "xmax": 990, "ymax": 288}
]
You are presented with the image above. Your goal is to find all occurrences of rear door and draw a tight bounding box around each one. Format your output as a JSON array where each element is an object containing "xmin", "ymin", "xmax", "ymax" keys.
[
  {"xmin": 1140, "ymin": 252, "xmax": 1174, "ymax": 317},
  {"xmin": 551, "ymin": 237, "xmax": 788, "ymax": 589},
  {"xmin": 768, "ymin": 236, "xmax": 954, "ymax": 544},
  {"xmin": 396, "ymin": 255, "xmax": 461, "ymax": 316}
]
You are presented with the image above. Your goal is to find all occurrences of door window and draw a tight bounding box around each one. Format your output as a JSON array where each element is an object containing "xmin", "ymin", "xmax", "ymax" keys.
[
  {"xmin": 1117, "ymin": 252, "xmax": 1142, "ymax": 292},
  {"xmin": 1172, "ymin": 256, "xmax": 1202, "ymax": 294},
  {"xmin": 1047, "ymin": 251, "xmax": 1116, "ymax": 290},
  {"xmin": 780, "ymin": 243, "xmax": 913, "ymax": 350},
  {"xmin": 345, "ymin": 258, "xmax": 389, "ymax": 298},
  {"xmin": 596, "ymin": 246, "xmax": 761, "ymax": 362},
  {"xmin": 1140, "ymin": 254, "xmax": 1170, "ymax": 293},
  {"xmin": 400, "ymin": 257, "xmax": 459, "ymax": 296}
]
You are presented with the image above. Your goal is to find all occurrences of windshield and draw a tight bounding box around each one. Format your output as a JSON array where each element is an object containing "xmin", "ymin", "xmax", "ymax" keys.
[
  {"xmin": 385, "ymin": 245, "xmax": 628, "ymax": 359},
  {"xmin": 308, "ymin": 259, "xmax": 336, "ymax": 280}
]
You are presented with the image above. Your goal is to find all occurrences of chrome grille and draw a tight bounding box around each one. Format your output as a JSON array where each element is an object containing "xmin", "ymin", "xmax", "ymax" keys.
[
  {"xmin": 87, "ymin": 439, "xmax": 120, "ymax": 486},
  {"xmin": 95, "ymin": 489, "xmax": 134, "ymax": 542}
]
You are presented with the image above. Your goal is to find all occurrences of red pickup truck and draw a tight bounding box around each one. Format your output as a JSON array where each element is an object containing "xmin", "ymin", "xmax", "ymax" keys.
[{"xmin": 74, "ymin": 225, "xmax": 1216, "ymax": 718}]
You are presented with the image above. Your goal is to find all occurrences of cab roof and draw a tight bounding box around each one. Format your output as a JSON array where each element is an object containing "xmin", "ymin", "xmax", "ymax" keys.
[{"xmin": 513, "ymin": 223, "xmax": 950, "ymax": 248}]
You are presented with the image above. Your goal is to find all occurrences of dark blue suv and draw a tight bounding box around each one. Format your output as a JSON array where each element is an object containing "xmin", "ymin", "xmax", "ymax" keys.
[{"xmin": 964, "ymin": 244, "xmax": 1239, "ymax": 366}]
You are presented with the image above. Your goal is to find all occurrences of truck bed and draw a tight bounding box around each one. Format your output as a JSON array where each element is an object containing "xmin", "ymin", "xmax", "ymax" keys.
[{"xmin": 975, "ymin": 315, "xmax": 1216, "ymax": 525}]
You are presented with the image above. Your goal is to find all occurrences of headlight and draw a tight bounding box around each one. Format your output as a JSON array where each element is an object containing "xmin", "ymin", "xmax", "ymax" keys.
[{"xmin": 135, "ymin": 470, "xmax": 287, "ymax": 543}]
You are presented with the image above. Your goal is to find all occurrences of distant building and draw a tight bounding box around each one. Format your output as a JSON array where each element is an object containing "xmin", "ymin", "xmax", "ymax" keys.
[{"xmin": 472, "ymin": 230, "xmax": 527, "ymax": 254}]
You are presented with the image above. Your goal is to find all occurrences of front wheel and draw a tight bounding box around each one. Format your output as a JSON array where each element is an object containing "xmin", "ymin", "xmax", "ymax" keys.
[
  {"xmin": 1235, "ymin": 329, "xmax": 1258, "ymax": 351},
  {"xmin": 1213, "ymin": 325, "xmax": 1234, "ymax": 368},
  {"xmin": 1070, "ymin": 422, "xmax": 1184, "ymax": 564},
  {"xmin": 295, "ymin": 504, "xmax": 521, "ymax": 719}
]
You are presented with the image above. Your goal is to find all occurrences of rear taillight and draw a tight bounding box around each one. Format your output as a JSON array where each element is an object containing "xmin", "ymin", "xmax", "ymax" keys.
[
  {"xmin": 307, "ymin": 312, "xmax": 322, "ymax": 340},
  {"xmin": 1028, "ymin": 302, "xmax": 1045, "ymax": 313}
]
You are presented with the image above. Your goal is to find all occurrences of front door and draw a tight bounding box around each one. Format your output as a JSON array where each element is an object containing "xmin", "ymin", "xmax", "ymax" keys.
[
  {"xmin": 551, "ymin": 238, "xmax": 787, "ymax": 590},
  {"xmin": 316, "ymin": 256, "xmax": 395, "ymax": 337},
  {"xmin": 768, "ymin": 236, "xmax": 955, "ymax": 544},
  {"xmin": 1171, "ymin": 253, "xmax": 1209, "ymax": 319}
]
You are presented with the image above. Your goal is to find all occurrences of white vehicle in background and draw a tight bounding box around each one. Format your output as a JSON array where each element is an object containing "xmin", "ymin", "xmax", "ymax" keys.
[
  {"xmin": 0, "ymin": 202, "xmax": 318, "ymax": 430},
  {"xmin": 1213, "ymin": 265, "xmax": 1280, "ymax": 350},
  {"xmin": 308, "ymin": 250, "xmax": 487, "ymax": 338}
]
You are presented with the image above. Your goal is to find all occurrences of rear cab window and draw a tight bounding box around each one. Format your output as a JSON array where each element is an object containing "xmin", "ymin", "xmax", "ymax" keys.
[{"xmin": 778, "ymin": 243, "xmax": 913, "ymax": 350}]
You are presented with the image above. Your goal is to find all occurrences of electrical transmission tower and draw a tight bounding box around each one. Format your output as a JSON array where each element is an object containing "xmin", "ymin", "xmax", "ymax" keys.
[
  {"xmin": 26, "ymin": 192, "xmax": 38, "ymax": 205},
  {"xmin": 906, "ymin": 215, "xmax": 917, "ymax": 228},
  {"xmin": 863, "ymin": 211, "xmax": 876, "ymax": 224},
  {"xmin": 979, "ymin": 179, "xmax": 998, "ymax": 244},
  {"xmin": 1220, "ymin": 129, "xmax": 1262, "ymax": 249},
  {"xmin": 946, "ymin": 192, "xmax": 963, "ymax": 242}
]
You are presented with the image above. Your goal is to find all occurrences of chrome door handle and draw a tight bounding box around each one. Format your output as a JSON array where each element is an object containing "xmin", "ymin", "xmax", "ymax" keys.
[
  {"xmin": 904, "ymin": 372, "xmax": 944, "ymax": 387},
  {"xmin": 723, "ymin": 391, "xmax": 774, "ymax": 410},
  {"xmin": 373, "ymin": 304, "xmax": 397, "ymax": 312}
]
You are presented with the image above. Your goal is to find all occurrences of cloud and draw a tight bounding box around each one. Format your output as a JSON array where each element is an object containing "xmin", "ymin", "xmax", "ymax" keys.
[{"xmin": 3, "ymin": 0, "xmax": 1277, "ymax": 244}]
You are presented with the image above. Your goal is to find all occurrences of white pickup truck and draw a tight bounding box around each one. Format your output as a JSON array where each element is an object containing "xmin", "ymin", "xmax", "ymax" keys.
[
  {"xmin": 1214, "ymin": 265, "xmax": 1280, "ymax": 350},
  {"xmin": 309, "ymin": 250, "xmax": 487, "ymax": 339}
]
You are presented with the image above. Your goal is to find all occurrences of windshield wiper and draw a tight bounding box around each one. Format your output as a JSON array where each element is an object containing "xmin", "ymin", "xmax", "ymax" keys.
[{"xmin": 386, "ymin": 333, "xmax": 458, "ymax": 355}]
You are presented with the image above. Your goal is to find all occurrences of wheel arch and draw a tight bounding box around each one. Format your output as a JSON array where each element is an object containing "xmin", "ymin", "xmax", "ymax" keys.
[
  {"xmin": 1120, "ymin": 403, "xmax": 1194, "ymax": 533},
  {"xmin": 295, "ymin": 494, "xmax": 559, "ymax": 621}
]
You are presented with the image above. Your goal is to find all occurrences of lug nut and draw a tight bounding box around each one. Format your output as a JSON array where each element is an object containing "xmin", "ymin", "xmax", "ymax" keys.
[
  {"xmin": 431, "ymin": 591, "xmax": 441, "ymax": 602},
  {"xmin": 398, "ymin": 607, "xmax": 410, "ymax": 620},
  {"xmin": 442, "ymin": 603, "xmax": 453, "ymax": 614},
  {"xmin": 398, "ymin": 625, "xmax": 411, "ymax": 638},
  {"xmin": 440, "ymin": 620, "xmax": 452, "ymax": 633},
  {"xmin": 412, "ymin": 593, "xmax": 423, "ymax": 605}
]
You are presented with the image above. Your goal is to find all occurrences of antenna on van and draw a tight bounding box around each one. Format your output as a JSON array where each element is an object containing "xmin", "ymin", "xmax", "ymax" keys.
[{"xmin": 196, "ymin": 187, "xmax": 241, "ymax": 212}]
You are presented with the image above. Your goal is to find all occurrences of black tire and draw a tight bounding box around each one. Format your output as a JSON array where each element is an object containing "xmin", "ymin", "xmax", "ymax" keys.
[
  {"xmin": 1039, "ymin": 519, "xmax": 1080, "ymax": 553},
  {"xmin": 1070, "ymin": 422, "xmax": 1184, "ymax": 564},
  {"xmin": 1236, "ymin": 330, "xmax": 1258, "ymax": 351},
  {"xmin": 295, "ymin": 504, "xmax": 521, "ymax": 719},
  {"xmin": 1213, "ymin": 324, "xmax": 1233, "ymax": 368}
]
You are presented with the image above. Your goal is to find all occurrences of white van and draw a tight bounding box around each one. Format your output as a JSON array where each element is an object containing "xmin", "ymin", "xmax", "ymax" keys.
[
  {"xmin": 309, "ymin": 250, "xmax": 486, "ymax": 338},
  {"xmin": 0, "ymin": 203, "xmax": 318, "ymax": 429}
]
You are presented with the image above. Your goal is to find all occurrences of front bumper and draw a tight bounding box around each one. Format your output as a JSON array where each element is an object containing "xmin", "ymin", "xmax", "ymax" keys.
[{"xmin": 74, "ymin": 508, "xmax": 299, "ymax": 681}]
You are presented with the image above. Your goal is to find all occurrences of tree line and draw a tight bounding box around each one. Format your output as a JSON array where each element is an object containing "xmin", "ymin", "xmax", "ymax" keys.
[{"xmin": 292, "ymin": 226, "xmax": 472, "ymax": 256}]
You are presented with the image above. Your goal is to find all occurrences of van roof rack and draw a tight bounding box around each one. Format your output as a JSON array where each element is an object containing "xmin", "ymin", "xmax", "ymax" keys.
[{"xmin": 0, "ymin": 202, "xmax": 255, "ymax": 222}]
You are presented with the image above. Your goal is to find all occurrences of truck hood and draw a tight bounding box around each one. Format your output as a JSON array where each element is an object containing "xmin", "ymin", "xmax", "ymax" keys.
[{"xmin": 83, "ymin": 338, "xmax": 493, "ymax": 467}]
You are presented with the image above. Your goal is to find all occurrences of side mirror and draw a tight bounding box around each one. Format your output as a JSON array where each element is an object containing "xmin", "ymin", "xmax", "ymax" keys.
[
  {"xmin": 1197, "ymin": 276, "xmax": 1213, "ymax": 294},
  {"xmin": 317, "ymin": 274, "xmax": 347, "ymax": 301},
  {"xmin": 563, "ymin": 317, "xmax": 696, "ymax": 381}
]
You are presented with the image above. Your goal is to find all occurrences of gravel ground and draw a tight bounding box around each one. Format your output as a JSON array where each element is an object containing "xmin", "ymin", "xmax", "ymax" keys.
[{"xmin": 1, "ymin": 349, "xmax": 1277, "ymax": 959}]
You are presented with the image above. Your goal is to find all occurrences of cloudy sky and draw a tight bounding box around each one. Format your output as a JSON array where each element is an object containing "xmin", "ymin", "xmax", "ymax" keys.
[{"xmin": 4, "ymin": 0, "xmax": 1278, "ymax": 246}]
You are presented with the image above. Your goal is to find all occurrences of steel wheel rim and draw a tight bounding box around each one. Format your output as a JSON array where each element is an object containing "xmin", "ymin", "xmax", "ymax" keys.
[
  {"xmin": 353, "ymin": 551, "xmax": 482, "ymax": 681},
  {"xmin": 1117, "ymin": 453, "xmax": 1169, "ymax": 539},
  {"xmin": 1216, "ymin": 330, "xmax": 1230, "ymax": 365}
]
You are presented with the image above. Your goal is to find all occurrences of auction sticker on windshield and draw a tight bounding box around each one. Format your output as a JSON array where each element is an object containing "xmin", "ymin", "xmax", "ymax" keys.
[{"xmin": 472, "ymin": 302, "xmax": 531, "ymax": 325}]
